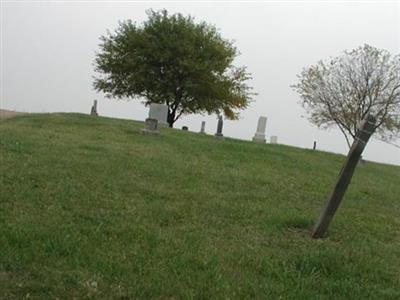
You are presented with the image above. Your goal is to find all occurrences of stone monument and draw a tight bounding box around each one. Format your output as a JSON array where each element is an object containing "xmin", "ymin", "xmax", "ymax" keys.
[
  {"xmin": 200, "ymin": 121, "xmax": 206, "ymax": 134},
  {"xmin": 252, "ymin": 116, "xmax": 267, "ymax": 143},
  {"xmin": 270, "ymin": 136, "xmax": 278, "ymax": 144},
  {"xmin": 90, "ymin": 100, "xmax": 98, "ymax": 116},
  {"xmin": 141, "ymin": 118, "xmax": 159, "ymax": 135},
  {"xmin": 215, "ymin": 115, "xmax": 224, "ymax": 139},
  {"xmin": 148, "ymin": 104, "xmax": 168, "ymax": 126}
]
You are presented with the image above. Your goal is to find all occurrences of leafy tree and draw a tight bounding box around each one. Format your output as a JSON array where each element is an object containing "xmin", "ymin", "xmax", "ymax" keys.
[
  {"xmin": 292, "ymin": 44, "xmax": 400, "ymax": 148},
  {"xmin": 94, "ymin": 9, "xmax": 254, "ymax": 127}
]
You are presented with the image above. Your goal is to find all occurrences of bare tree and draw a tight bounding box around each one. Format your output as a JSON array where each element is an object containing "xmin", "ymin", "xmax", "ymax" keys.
[{"xmin": 292, "ymin": 44, "xmax": 400, "ymax": 148}]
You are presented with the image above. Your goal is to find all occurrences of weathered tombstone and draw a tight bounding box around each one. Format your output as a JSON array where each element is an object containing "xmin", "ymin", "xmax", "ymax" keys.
[
  {"xmin": 311, "ymin": 114, "xmax": 377, "ymax": 239},
  {"xmin": 215, "ymin": 115, "xmax": 224, "ymax": 139},
  {"xmin": 313, "ymin": 141, "xmax": 317, "ymax": 150},
  {"xmin": 90, "ymin": 100, "xmax": 98, "ymax": 116},
  {"xmin": 182, "ymin": 126, "xmax": 188, "ymax": 131},
  {"xmin": 200, "ymin": 121, "xmax": 206, "ymax": 134},
  {"xmin": 148, "ymin": 104, "xmax": 168, "ymax": 126},
  {"xmin": 141, "ymin": 118, "xmax": 159, "ymax": 135},
  {"xmin": 270, "ymin": 136, "xmax": 278, "ymax": 144},
  {"xmin": 252, "ymin": 116, "xmax": 267, "ymax": 143}
]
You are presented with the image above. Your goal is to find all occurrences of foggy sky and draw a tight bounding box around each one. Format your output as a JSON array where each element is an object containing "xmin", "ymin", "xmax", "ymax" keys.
[{"xmin": 2, "ymin": 1, "xmax": 400, "ymax": 165}]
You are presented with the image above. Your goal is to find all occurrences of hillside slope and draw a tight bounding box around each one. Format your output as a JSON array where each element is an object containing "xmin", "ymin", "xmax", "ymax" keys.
[{"xmin": 0, "ymin": 113, "xmax": 399, "ymax": 299}]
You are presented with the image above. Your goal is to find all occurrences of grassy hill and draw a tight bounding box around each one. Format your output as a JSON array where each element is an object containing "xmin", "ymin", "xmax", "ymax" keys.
[{"xmin": 0, "ymin": 113, "xmax": 399, "ymax": 299}]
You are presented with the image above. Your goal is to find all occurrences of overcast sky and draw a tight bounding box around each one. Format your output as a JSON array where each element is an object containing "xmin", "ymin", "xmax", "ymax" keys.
[{"xmin": 1, "ymin": 0, "xmax": 400, "ymax": 165}]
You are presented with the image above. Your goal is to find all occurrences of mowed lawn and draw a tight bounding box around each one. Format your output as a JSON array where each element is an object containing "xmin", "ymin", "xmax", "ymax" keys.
[{"xmin": 0, "ymin": 113, "xmax": 399, "ymax": 299}]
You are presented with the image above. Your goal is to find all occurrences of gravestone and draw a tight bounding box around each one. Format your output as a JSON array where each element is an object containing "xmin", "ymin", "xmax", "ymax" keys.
[
  {"xmin": 252, "ymin": 116, "xmax": 267, "ymax": 143},
  {"xmin": 148, "ymin": 104, "xmax": 168, "ymax": 126},
  {"xmin": 270, "ymin": 136, "xmax": 278, "ymax": 144},
  {"xmin": 200, "ymin": 121, "xmax": 206, "ymax": 134},
  {"xmin": 90, "ymin": 100, "xmax": 98, "ymax": 116},
  {"xmin": 182, "ymin": 126, "xmax": 188, "ymax": 131},
  {"xmin": 215, "ymin": 115, "xmax": 224, "ymax": 139},
  {"xmin": 141, "ymin": 118, "xmax": 159, "ymax": 135},
  {"xmin": 313, "ymin": 141, "xmax": 317, "ymax": 150}
]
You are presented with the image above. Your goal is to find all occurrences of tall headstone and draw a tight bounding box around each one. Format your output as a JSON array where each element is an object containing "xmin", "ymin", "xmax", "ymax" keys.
[
  {"xmin": 215, "ymin": 115, "xmax": 224, "ymax": 139},
  {"xmin": 90, "ymin": 100, "xmax": 98, "ymax": 116},
  {"xmin": 313, "ymin": 141, "xmax": 317, "ymax": 150},
  {"xmin": 200, "ymin": 121, "xmax": 206, "ymax": 134},
  {"xmin": 270, "ymin": 136, "xmax": 278, "ymax": 144},
  {"xmin": 141, "ymin": 118, "xmax": 159, "ymax": 135},
  {"xmin": 148, "ymin": 104, "xmax": 168, "ymax": 126},
  {"xmin": 252, "ymin": 116, "xmax": 267, "ymax": 143}
]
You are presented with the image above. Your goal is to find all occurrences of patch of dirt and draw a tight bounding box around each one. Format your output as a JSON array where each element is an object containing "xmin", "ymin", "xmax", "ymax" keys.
[{"xmin": 0, "ymin": 109, "xmax": 26, "ymax": 120}]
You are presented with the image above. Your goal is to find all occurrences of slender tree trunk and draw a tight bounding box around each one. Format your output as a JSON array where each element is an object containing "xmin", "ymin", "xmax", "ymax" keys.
[{"xmin": 337, "ymin": 124, "xmax": 352, "ymax": 149}]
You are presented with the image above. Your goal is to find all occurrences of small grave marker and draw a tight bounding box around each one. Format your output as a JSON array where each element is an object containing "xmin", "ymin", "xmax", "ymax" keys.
[
  {"xmin": 141, "ymin": 118, "xmax": 159, "ymax": 135},
  {"xmin": 270, "ymin": 136, "xmax": 278, "ymax": 144},
  {"xmin": 215, "ymin": 115, "xmax": 224, "ymax": 139},
  {"xmin": 200, "ymin": 121, "xmax": 206, "ymax": 134}
]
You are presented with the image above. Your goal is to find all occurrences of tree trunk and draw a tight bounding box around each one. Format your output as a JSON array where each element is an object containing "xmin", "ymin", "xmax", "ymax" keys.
[{"xmin": 167, "ymin": 109, "xmax": 175, "ymax": 128}]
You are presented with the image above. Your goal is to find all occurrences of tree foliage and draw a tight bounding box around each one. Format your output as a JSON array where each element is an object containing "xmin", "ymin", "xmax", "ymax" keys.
[
  {"xmin": 292, "ymin": 44, "xmax": 400, "ymax": 147},
  {"xmin": 94, "ymin": 9, "xmax": 254, "ymax": 127}
]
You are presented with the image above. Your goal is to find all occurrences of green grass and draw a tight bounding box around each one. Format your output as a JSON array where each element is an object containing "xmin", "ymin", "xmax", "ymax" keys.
[{"xmin": 0, "ymin": 113, "xmax": 399, "ymax": 299}]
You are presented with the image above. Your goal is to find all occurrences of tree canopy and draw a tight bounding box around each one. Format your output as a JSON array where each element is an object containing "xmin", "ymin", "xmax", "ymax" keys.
[
  {"xmin": 292, "ymin": 44, "xmax": 400, "ymax": 147},
  {"xmin": 94, "ymin": 9, "xmax": 254, "ymax": 127}
]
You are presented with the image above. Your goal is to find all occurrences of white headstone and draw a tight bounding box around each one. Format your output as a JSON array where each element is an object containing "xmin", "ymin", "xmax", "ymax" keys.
[
  {"xmin": 148, "ymin": 104, "xmax": 168, "ymax": 126},
  {"xmin": 252, "ymin": 116, "xmax": 267, "ymax": 143},
  {"xmin": 270, "ymin": 136, "xmax": 278, "ymax": 144}
]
